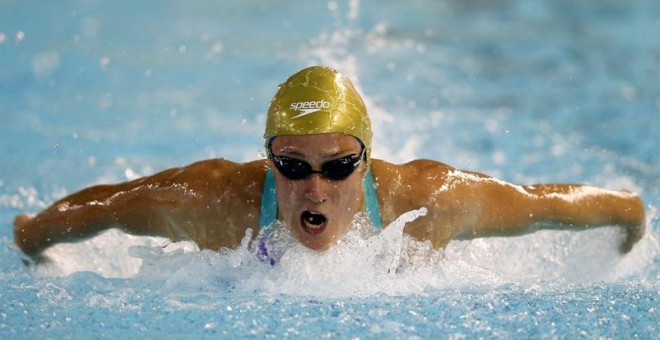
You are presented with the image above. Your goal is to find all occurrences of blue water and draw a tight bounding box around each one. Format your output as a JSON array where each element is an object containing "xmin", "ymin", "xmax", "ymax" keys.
[{"xmin": 1, "ymin": 0, "xmax": 659, "ymax": 338}]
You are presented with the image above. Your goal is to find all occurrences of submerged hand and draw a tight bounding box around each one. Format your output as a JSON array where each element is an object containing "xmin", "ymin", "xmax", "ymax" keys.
[
  {"xmin": 619, "ymin": 223, "xmax": 645, "ymax": 254},
  {"xmin": 19, "ymin": 252, "xmax": 53, "ymax": 267}
]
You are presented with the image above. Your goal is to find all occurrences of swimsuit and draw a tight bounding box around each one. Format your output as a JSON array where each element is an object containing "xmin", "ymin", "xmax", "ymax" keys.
[{"xmin": 257, "ymin": 168, "xmax": 382, "ymax": 264}]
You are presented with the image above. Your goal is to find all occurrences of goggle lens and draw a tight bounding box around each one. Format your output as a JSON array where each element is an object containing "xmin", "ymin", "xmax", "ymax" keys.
[{"xmin": 268, "ymin": 140, "xmax": 365, "ymax": 181}]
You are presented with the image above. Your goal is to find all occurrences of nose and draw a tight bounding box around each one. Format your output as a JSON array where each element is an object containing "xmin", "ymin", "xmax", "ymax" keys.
[{"xmin": 304, "ymin": 174, "xmax": 329, "ymax": 203}]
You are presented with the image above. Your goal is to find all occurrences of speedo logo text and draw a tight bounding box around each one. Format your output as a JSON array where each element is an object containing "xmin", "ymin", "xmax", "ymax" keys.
[{"xmin": 290, "ymin": 100, "xmax": 330, "ymax": 119}]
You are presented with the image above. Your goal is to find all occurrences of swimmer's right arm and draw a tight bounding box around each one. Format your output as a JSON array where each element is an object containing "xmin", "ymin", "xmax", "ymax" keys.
[
  {"xmin": 13, "ymin": 159, "xmax": 265, "ymax": 258},
  {"xmin": 13, "ymin": 167, "xmax": 195, "ymax": 257}
]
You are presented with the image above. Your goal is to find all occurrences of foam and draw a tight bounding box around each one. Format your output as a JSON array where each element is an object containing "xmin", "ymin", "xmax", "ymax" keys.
[{"xmin": 33, "ymin": 205, "xmax": 658, "ymax": 299}]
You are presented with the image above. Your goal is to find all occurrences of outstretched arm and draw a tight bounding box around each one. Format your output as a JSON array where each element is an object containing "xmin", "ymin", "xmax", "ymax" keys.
[
  {"xmin": 374, "ymin": 160, "xmax": 645, "ymax": 254},
  {"xmin": 14, "ymin": 167, "xmax": 198, "ymax": 257},
  {"xmin": 451, "ymin": 171, "xmax": 646, "ymax": 253},
  {"xmin": 13, "ymin": 159, "xmax": 265, "ymax": 258}
]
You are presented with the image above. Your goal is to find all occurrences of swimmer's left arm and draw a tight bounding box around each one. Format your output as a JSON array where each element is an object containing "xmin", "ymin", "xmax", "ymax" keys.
[{"xmin": 452, "ymin": 174, "xmax": 646, "ymax": 253}]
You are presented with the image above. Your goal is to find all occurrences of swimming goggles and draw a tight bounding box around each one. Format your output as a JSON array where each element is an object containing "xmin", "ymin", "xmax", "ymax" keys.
[{"xmin": 268, "ymin": 138, "xmax": 366, "ymax": 181}]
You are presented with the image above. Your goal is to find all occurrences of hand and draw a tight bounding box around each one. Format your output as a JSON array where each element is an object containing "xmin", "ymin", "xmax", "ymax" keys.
[
  {"xmin": 19, "ymin": 252, "xmax": 53, "ymax": 267},
  {"xmin": 619, "ymin": 223, "xmax": 645, "ymax": 254}
]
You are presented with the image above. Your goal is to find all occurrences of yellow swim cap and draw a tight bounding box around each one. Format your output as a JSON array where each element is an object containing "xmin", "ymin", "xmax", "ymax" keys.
[{"xmin": 264, "ymin": 66, "xmax": 372, "ymax": 159}]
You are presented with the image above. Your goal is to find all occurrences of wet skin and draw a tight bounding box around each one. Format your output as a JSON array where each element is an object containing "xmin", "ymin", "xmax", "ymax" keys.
[
  {"xmin": 268, "ymin": 134, "xmax": 367, "ymax": 250},
  {"xmin": 13, "ymin": 133, "xmax": 646, "ymax": 259}
]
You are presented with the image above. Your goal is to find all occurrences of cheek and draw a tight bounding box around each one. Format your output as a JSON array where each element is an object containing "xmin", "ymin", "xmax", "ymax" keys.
[
  {"xmin": 276, "ymin": 181, "xmax": 300, "ymax": 208},
  {"xmin": 333, "ymin": 180, "xmax": 363, "ymax": 210}
]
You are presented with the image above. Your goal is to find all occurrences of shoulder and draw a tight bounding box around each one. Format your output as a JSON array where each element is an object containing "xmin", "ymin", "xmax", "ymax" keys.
[
  {"xmin": 183, "ymin": 158, "xmax": 267, "ymax": 190},
  {"xmin": 370, "ymin": 158, "xmax": 455, "ymax": 186},
  {"xmin": 181, "ymin": 158, "xmax": 267, "ymax": 180},
  {"xmin": 367, "ymin": 159, "xmax": 467, "ymax": 241},
  {"xmin": 136, "ymin": 158, "xmax": 268, "ymax": 195},
  {"xmin": 368, "ymin": 158, "xmax": 490, "ymax": 216},
  {"xmin": 368, "ymin": 159, "xmax": 457, "ymax": 218}
]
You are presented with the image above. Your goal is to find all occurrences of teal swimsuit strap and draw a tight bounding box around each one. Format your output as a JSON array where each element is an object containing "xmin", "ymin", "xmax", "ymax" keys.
[
  {"xmin": 259, "ymin": 168, "xmax": 278, "ymax": 232},
  {"xmin": 363, "ymin": 169, "xmax": 382, "ymax": 230},
  {"xmin": 259, "ymin": 168, "xmax": 382, "ymax": 231}
]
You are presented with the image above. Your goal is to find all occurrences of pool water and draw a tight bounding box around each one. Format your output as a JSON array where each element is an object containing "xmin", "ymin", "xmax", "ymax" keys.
[{"xmin": 1, "ymin": 0, "xmax": 659, "ymax": 338}]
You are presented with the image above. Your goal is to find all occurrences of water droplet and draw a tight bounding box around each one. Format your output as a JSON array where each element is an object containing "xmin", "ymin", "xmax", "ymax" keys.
[
  {"xmin": 16, "ymin": 30, "xmax": 25, "ymax": 42},
  {"xmin": 99, "ymin": 56, "xmax": 110, "ymax": 68}
]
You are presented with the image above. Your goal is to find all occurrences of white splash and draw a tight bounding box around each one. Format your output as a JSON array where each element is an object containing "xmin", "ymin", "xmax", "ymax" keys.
[{"xmin": 31, "ymin": 206, "xmax": 658, "ymax": 299}]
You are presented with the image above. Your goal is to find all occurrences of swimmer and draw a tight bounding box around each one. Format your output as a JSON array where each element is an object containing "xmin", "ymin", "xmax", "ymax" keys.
[{"xmin": 13, "ymin": 66, "xmax": 646, "ymax": 262}]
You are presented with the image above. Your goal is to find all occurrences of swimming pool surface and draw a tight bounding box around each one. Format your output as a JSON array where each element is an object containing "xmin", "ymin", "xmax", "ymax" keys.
[{"xmin": 1, "ymin": 0, "xmax": 658, "ymax": 338}]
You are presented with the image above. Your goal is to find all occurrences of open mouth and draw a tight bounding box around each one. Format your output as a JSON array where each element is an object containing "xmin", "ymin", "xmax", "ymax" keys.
[{"xmin": 300, "ymin": 211, "xmax": 327, "ymax": 235}]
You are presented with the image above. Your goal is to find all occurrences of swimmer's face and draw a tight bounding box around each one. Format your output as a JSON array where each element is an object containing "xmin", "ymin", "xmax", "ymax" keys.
[{"xmin": 268, "ymin": 133, "xmax": 366, "ymax": 251}]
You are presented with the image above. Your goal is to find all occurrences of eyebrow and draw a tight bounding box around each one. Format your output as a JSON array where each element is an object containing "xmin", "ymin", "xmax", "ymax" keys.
[{"xmin": 275, "ymin": 146, "xmax": 353, "ymax": 159}]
